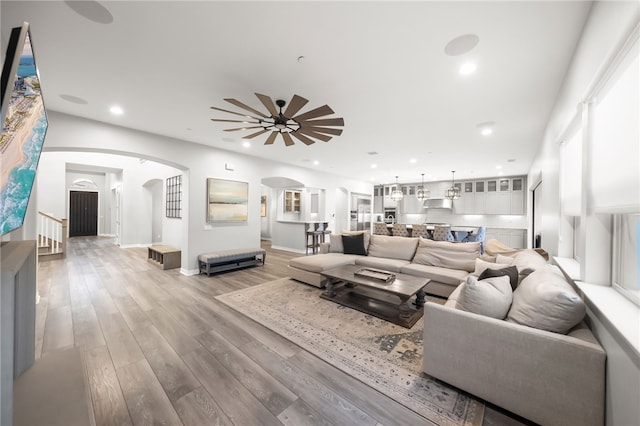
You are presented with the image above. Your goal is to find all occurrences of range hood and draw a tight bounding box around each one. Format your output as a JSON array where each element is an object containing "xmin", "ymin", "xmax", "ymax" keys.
[{"xmin": 423, "ymin": 198, "xmax": 452, "ymax": 209}]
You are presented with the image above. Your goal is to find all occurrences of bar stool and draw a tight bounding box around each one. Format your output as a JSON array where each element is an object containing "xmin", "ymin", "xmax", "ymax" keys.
[{"xmin": 306, "ymin": 223, "xmax": 323, "ymax": 255}]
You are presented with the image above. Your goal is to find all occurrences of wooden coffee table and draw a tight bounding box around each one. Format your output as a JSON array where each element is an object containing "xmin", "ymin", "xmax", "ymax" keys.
[{"xmin": 320, "ymin": 264, "xmax": 430, "ymax": 328}]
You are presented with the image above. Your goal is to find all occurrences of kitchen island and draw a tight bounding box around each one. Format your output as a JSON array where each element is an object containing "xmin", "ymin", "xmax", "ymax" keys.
[{"xmin": 271, "ymin": 221, "xmax": 329, "ymax": 253}]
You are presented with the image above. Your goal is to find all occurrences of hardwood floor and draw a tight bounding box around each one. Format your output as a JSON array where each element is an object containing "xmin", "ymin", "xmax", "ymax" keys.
[{"xmin": 36, "ymin": 236, "xmax": 524, "ymax": 426}]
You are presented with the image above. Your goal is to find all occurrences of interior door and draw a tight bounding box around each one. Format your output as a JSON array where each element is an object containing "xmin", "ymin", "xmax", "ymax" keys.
[
  {"xmin": 532, "ymin": 181, "xmax": 542, "ymax": 248},
  {"xmin": 69, "ymin": 191, "xmax": 98, "ymax": 237}
]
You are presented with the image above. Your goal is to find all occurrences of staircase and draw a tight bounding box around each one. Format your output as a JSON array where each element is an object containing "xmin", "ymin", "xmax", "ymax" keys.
[{"xmin": 38, "ymin": 212, "xmax": 67, "ymax": 261}]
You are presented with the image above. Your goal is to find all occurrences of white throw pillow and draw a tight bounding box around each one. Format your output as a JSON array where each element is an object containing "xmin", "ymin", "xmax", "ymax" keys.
[
  {"xmin": 329, "ymin": 233, "xmax": 344, "ymax": 253},
  {"xmin": 506, "ymin": 267, "xmax": 586, "ymax": 334},
  {"xmin": 456, "ymin": 275, "xmax": 513, "ymax": 319}
]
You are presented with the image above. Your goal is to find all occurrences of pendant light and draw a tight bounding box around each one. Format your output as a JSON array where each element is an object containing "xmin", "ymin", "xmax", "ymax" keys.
[
  {"xmin": 444, "ymin": 170, "xmax": 460, "ymax": 200},
  {"xmin": 390, "ymin": 176, "xmax": 404, "ymax": 201},
  {"xmin": 416, "ymin": 173, "xmax": 430, "ymax": 201}
]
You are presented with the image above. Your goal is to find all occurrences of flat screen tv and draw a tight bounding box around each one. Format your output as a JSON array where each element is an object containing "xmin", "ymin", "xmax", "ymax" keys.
[{"xmin": 0, "ymin": 22, "xmax": 47, "ymax": 235}]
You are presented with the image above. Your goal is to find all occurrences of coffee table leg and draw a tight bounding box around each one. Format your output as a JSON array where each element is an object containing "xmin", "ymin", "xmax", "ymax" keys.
[
  {"xmin": 325, "ymin": 280, "xmax": 336, "ymax": 297},
  {"xmin": 398, "ymin": 296, "xmax": 412, "ymax": 320},
  {"xmin": 414, "ymin": 289, "xmax": 426, "ymax": 307}
]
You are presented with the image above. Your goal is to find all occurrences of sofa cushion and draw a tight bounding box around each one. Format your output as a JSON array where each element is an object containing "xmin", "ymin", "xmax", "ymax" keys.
[
  {"xmin": 354, "ymin": 256, "xmax": 410, "ymax": 273},
  {"xmin": 289, "ymin": 253, "xmax": 357, "ymax": 273},
  {"xmin": 367, "ymin": 234, "xmax": 419, "ymax": 261},
  {"xmin": 479, "ymin": 265, "xmax": 519, "ymax": 290},
  {"xmin": 506, "ymin": 267, "xmax": 586, "ymax": 334},
  {"xmin": 329, "ymin": 233, "xmax": 344, "ymax": 253},
  {"xmin": 400, "ymin": 263, "xmax": 469, "ymax": 286},
  {"xmin": 412, "ymin": 238, "xmax": 480, "ymax": 272},
  {"xmin": 498, "ymin": 249, "xmax": 548, "ymax": 276},
  {"xmin": 342, "ymin": 233, "xmax": 367, "ymax": 255},
  {"xmin": 456, "ymin": 275, "xmax": 513, "ymax": 319}
]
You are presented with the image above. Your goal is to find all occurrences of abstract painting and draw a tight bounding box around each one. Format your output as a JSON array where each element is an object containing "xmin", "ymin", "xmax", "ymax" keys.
[{"xmin": 207, "ymin": 178, "xmax": 248, "ymax": 222}]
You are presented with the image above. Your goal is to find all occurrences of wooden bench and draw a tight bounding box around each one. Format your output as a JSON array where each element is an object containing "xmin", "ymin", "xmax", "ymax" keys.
[
  {"xmin": 148, "ymin": 245, "xmax": 181, "ymax": 270},
  {"xmin": 198, "ymin": 248, "xmax": 266, "ymax": 276}
]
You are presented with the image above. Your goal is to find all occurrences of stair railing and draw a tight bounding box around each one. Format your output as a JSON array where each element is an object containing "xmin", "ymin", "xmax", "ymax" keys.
[{"xmin": 37, "ymin": 211, "xmax": 68, "ymax": 258}]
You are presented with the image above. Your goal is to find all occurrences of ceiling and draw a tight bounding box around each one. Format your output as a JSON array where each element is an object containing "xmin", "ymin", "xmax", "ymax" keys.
[{"xmin": 1, "ymin": 1, "xmax": 593, "ymax": 185}]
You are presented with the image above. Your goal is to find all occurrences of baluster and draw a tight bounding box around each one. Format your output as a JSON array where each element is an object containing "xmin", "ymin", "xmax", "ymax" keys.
[{"xmin": 54, "ymin": 221, "xmax": 59, "ymax": 252}]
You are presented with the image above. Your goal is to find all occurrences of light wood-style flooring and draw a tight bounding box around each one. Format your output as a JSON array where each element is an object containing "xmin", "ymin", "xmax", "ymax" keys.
[{"xmin": 35, "ymin": 236, "xmax": 526, "ymax": 426}]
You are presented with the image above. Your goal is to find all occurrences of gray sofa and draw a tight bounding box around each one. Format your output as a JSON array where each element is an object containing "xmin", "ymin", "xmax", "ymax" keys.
[
  {"xmin": 423, "ymin": 265, "xmax": 606, "ymax": 426},
  {"xmin": 288, "ymin": 232, "xmax": 480, "ymax": 297}
]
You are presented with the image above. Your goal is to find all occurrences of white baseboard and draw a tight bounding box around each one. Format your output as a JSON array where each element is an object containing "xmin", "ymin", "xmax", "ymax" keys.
[
  {"xmin": 180, "ymin": 268, "xmax": 199, "ymax": 276},
  {"xmin": 118, "ymin": 243, "xmax": 151, "ymax": 249},
  {"xmin": 270, "ymin": 245, "xmax": 306, "ymax": 254}
]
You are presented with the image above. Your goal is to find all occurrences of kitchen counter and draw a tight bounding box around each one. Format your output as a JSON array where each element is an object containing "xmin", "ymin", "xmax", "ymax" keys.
[{"xmin": 272, "ymin": 221, "xmax": 329, "ymax": 253}]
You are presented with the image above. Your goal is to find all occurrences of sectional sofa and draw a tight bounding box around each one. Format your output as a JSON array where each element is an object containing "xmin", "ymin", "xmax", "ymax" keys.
[
  {"xmin": 288, "ymin": 231, "xmax": 480, "ymax": 297},
  {"xmin": 288, "ymin": 231, "xmax": 606, "ymax": 426}
]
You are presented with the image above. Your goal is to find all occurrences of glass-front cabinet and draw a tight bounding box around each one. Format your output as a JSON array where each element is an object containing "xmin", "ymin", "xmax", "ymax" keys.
[{"xmin": 284, "ymin": 190, "xmax": 301, "ymax": 213}]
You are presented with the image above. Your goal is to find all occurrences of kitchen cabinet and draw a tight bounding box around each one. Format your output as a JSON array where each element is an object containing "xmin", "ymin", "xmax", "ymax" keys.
[
  {"xmin": 284, "ymin": 190, "xmax": 301, "ymax": 213},
  {"xmin": 486, "ymin": 228, "xmax": 526, "ymax": 249},
  {"xmin": 510, "ymin": 178, "xmax": 525, "ymax": 214}
]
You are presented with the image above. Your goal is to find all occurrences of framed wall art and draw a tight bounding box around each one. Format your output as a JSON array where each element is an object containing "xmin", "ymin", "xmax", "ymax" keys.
[
  {"xmin": 261, "ymin": 195, "xmax": 267, "ymax": 217},
  {"xmin": 207, "ymin": 178, "xmax": 248, "ymax": 222}
]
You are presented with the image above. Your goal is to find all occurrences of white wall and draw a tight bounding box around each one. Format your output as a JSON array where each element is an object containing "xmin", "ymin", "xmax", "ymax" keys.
[
  {"xmin": 40, "ymin": 111, "xmax": 371, "ymax": 272},
  {"xmin": 527, "ymin": 2, "xmax": 640, "ymax": 424}
]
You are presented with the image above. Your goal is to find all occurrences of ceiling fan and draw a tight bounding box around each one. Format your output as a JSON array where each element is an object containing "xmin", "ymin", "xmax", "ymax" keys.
[{"xmin": 210, "ymin": 93, "xmax": 344, "ymax": 147}]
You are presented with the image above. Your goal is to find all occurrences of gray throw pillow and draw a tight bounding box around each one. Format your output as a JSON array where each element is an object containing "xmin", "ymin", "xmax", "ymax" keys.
[
  {"xmin": 479, "ymin": 265, "xmax": 519, "ymax": 290},
  {"xmin": 342, "ymin": 233, "xmax": 367, "ymax": 256}
]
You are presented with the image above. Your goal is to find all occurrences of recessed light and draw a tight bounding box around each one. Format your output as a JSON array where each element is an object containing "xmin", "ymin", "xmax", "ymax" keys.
[
  {"xmin": 297, "ymin": 56, "xmax": 305, "ymax": 63},
  {"xmin": 409, "ymin": 158, "xmax": 417, "ymax": 163},
  {"xmin": 496, "ymin": 165, "xmax": 502, "ymax": 170},
  {"xmin": 459, "ymin": 62, "xmax": 477, "ymax": 76},
  {"xmin": 313, "ymin": 160, "xmax": 319, "ymax": 166},
  {"xmin": 498, "ymin": 171, "xmax": 504, "ymax": 176},
  {"xmin": 109, "ymin": 105, "xmax": 123, "ymax": 115},
  {"xmin": 242, "ymin": 141, "xmax": 251, "ymax": 148},
  {"xmin": 371, "ymin": 164, "xmax": 377, "ymax": 169},
  {"xmin": 481, "ymin": 127, "xmax": 493, "ymax": 136}
]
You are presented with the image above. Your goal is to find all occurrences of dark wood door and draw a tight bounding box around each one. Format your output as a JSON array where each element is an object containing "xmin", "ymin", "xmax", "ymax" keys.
[{"xmin": 69, "ymin": 191, "xmax": 98, "ymax": 237}]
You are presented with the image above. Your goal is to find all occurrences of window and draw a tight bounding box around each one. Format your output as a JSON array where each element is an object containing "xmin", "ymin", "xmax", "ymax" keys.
[
  {"xmin": 613, "ymin": 214, "xmax": 639, "ymax": 306},
  {"xmin": 165, "ymin": 175, "xmax": 182, "ymax": 218}
]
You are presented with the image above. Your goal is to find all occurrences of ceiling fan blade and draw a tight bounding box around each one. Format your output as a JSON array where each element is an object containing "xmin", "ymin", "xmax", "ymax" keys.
[
  {"xmin": 255, "ymin": 93, "xmax": 279, "ymax": 117},
  {"xmin": 224, "ymin": 98, "xmax": 268, "ymax": 119},
  {"xmin": 210, "ymin": 118, "xmax": 260, "ymax": 124},
  {"xmin": 283, "ymin": 95, "xmax": 309, "ymax": 118},
  {"xmin": 300, "ymin": 126, "xmax": 343, "ymax": 136},
  {"xmin": 297, "ymin": 128, "xmax": 333, "ymax": 142},
  {"xmin": 292, "ymin": 105, "xmax": 334, "ymax": 121},
  {"xmin": 264, "ymin": 131, "xmax": 278, "ymax": 145},
  {"xmin": 242, "ymin": 128, "xmax": 270, "ymax": 139},
  {"xmin": 291, "ymin": 132, "xmax": 316, "ymax": 146},
  {"xmin": 223, "ymin": 125, "xmax": 264, "ymax": 132},
  {"xmin": 281, "ymin": 132, "xmax": 295, "ymax": 147},
  {"xmin": 297, "ymin": 117, "xmax": 344, "ymax": 127},
  {"xmin": 210, "ymin": 106, "xmax": 262, "ymax": 121}
]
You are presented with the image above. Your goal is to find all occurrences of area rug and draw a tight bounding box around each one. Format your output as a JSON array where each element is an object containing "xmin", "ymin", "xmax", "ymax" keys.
[{"xmin": 216, "ymin": 278, "xmax": 484, "ymax": 426}]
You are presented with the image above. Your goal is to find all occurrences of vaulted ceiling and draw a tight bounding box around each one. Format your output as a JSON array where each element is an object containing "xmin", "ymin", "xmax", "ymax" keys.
[{"xmin": 1, "ymin": 1, "xmax": 593, "ymax": 184}]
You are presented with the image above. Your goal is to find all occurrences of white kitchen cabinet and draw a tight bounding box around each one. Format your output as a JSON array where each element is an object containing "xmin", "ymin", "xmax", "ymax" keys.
[{"xmin": 510, "ymin": 178, "xmax": 525, "ymax": 214}]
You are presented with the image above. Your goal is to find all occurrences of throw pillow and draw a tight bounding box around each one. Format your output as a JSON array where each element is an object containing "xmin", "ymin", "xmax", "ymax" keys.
[
  {"xmin": 473, "ymin": 258, "xmax": 514, "ymax": 276},
  {"xmin": 341, "ymin": 230, "xmax": 371, "ymax": 253},
  {"xmin": 506, "ymin": 267, "xmax": 586, "ymax": 334},
  {"xmin": 342, "ymin": 233, "xmax": 367, "ymax": 256},
  {"xmin": 329, "ymin": 233, "xmax": 344, "ymax": 253},
  {"xmin": 479, "ymin": 265, "xmax": 519, "ymax": 290},
  {"xmin": 456, "ymin": 275, "xmax": 513, "ymax": 319}
]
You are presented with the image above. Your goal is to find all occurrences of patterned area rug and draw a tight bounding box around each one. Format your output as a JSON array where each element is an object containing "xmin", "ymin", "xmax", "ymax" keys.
[{"xmin": 216, "ymin": 278, "xmax": 484, "ymax": 426}]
